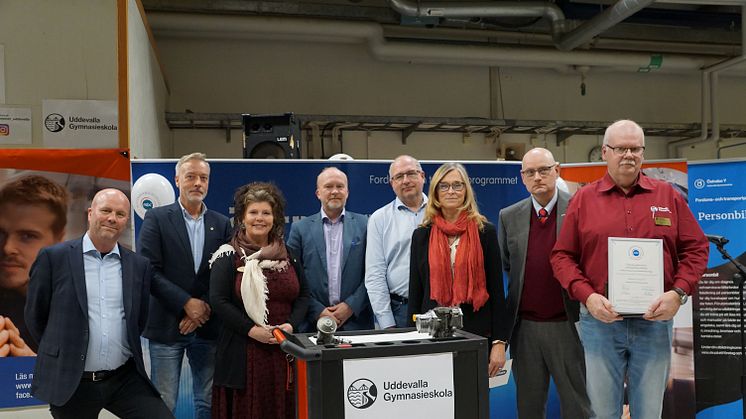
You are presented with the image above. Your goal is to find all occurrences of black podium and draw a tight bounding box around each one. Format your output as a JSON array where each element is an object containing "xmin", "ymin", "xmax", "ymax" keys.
[{"xmin": 278, "ymin": 328, "xmax": 489, "ymax": 419}]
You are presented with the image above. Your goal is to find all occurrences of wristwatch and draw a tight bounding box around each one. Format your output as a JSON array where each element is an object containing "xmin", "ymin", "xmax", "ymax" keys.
[{"xmin": 672, "ymin": 287, "xmax": 688, "ymax": 305}]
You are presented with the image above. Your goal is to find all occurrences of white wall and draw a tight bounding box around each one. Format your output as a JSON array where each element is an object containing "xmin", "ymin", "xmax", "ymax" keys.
[
  {"xmin": 0, "ymin": 0, "xmax": 118, "ymax": 147},
  {"xmin": 151, "ymin": 16, "xmax": 746, "ymax": 162},
  {"xmin": 127, "ymin": 0, "xmax": 171, "ymax": 158}
]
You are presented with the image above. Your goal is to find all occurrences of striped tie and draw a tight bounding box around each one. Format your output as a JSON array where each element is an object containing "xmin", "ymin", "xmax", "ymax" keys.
[{"xmin": 538, "ymin": 208, "xmax": 548, "ymax": 223}]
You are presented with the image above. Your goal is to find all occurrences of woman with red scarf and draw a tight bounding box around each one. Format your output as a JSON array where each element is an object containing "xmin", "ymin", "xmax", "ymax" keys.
[{"xmin": 408, "ymin": 162, "xmax": 509, "ymax": 377}]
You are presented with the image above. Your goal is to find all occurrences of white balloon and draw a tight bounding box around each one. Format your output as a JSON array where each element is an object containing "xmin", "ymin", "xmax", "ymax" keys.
[{"xmin": 131, "ymin": 173, "xmax": 176, "ymax": 219}]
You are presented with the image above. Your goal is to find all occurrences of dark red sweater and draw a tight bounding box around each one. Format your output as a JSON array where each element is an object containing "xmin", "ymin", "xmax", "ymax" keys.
[{"xmin": 519, "ymin": 208, "xmax": 567, "ymax": 322}]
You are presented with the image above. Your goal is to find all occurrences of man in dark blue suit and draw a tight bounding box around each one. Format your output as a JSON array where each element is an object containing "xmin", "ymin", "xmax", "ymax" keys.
[
  {"xmin": 288, "ymin": 167, "xmax": 373, "ymax": 332},
  {"xmin": 137, "ymin": 153, "xmax": 232, "ymax": 418},
  {"xmin": 25, "ymin": 189, "xmax": 172, "ymax": 418}
]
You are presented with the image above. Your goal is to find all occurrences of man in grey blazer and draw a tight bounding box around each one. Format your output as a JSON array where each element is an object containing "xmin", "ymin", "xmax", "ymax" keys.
[
  {"xmin": 25, "ymin": 189, "xmax": 172, "ymax": 418},
  {"xmin": 498, "ymin": 148, "xmax": 591, "ymax": 419},
  {"xmin": 287, "ymin": 167, "xmax": 373, "ymax": 332}
]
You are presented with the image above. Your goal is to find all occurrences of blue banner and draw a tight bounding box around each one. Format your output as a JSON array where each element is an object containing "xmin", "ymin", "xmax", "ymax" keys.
[
  {"xmin": 689, "ymin": 160, "xmax": 746, "ymax": 419},
  {"xmin": 131, "ymin": 159, "xmax": 527, "ymax": 237}
]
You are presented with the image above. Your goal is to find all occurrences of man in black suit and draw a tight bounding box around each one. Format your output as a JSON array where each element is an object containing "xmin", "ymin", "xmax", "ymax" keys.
[
  {"xmin": 25, "ymin": 188, "xmax": 172, "ymax": 418},
  {"xmin": 137, "ymin": 152, "xmax": 232, "ymax": 418}
]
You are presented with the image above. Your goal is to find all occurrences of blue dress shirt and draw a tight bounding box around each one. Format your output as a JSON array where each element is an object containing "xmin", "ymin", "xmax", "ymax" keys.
[
  {"xmin": 179, "ymin": 201, "xmax": 207, "ymax": 273},
  {"xmin": 82, "ymin": 233, "xmax": 131, "ymax": 371},
  {"xmin": 364, "ymin": 194, "xmax": 428, "ymax": 328}
]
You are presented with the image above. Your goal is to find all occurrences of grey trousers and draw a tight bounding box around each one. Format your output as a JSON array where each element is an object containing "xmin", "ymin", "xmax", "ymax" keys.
[{"xmin": 512, "ymin": 318, "xmax": 592, "ymax": 419}]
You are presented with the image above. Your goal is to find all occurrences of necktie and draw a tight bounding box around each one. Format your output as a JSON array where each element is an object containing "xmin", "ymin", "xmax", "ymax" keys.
[{"xmin": 538, "ymin": 208, "xmax": 548, "ymax": 223}]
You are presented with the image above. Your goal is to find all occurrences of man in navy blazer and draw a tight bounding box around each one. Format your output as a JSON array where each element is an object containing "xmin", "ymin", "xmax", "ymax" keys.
[
  {"xmin": 288, "ymin": 167, "xmax": 373, "ymax": 332},
  {"xmin": 137, "ymin": 153, "xmax": 232, "ymax": 418},
  {"xmin": 25, "ymin": 189, "xmax": 172, "ymax": 418}
]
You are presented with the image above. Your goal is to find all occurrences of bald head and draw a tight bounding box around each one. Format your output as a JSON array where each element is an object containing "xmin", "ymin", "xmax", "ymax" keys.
[
  {"xmin": 520, "ymin": 147, "xmax": 560, "ymax": 206},
  {"xmin": 316, "ymin": 167, "xmax": 349, "ymax": 219},
  {"xmin": 602, "ymin": 119, "xmax": 645, "ymax": 191},
  {"xmin": 87, "ymin": 189, "xmax": 130, "ymax": 253},
  {"xmin": 603, "ymin": 120, "xmax": 645, "ymax": 147},
  {"xmin": 388, "ymin": 155, "xmax": 421, "ymax": 178},
  {"xmin": 316, "ymin": 167, "xmax": 347, "ymax": 189},
  {"xmin": 389, "ymin": 155, "xmax": 426, "ymax": 209},
  {"xmin": 521, "ymin": 148, "xmax": 556, "ymax": 170}
]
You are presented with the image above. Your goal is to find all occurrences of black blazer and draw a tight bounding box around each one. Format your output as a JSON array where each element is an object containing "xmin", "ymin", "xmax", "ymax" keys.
[
  {"xmin": 407, "ymin": 222, "xmax": 509, "ymax": 341},
  {"xmin": 138, "ymin": 202, "xmax": 232, "ymax": 343},
  {"xmin": 25, "ymin": 238, "xmax": 156, "ymax": 406},
  {"xmin": 209, "ymin": 246, "xmax": 309, "ymax": 388}
]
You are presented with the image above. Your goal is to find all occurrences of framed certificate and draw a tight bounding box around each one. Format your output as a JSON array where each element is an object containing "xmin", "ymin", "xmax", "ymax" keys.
[{"xmin": 608, "ymin": 237, "xmax": 664, "ymax": 315}]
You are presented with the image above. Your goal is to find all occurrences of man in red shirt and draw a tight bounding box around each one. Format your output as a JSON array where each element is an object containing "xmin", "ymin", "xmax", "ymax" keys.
[{"xmin": 551, "ymin": 120, "xmax": 708, "ymax": 419}]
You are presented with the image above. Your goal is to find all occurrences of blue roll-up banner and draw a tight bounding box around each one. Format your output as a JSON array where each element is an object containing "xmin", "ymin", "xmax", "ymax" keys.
[
  {"xmin": 132, "ymin": 159, "xmax": 533, "ymax": 419},
  {"xmin": 689, "ymin": 160, "xmax": 746, "ymax": 419}
]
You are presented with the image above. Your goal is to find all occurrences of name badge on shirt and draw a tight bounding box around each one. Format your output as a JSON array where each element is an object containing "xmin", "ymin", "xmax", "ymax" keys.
[{"xmin": 654, "ymin": 216, "xmax": 672, "ymax": 226}]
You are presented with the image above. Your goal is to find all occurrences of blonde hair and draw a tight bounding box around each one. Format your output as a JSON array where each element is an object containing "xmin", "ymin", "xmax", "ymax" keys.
[{"xmin": 422, "ymin": 162, "xmax": 486, "ymax": 230}]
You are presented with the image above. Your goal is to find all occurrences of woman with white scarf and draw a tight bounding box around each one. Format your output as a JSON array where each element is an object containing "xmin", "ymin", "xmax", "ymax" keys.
[{"xmin": 210, "ymin": 182, "xmax": 309, "ymax": 419}]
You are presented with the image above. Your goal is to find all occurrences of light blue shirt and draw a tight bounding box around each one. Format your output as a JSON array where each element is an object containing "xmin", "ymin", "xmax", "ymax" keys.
[
  {"xmin": 180, "ymin": 200, "xmax": 207, "ymax": 273},
  {"xmin": 82, "ymin": 233, "xmax": 131, "ymax": 371},
  {"xmin": 530, "ymin": 189, "xmax": 558, "ymax": 216},
  {"xmin": 364, "ymin": 194, "xmax": 428, "ymax": 329},
  {"xmin": 321, "ymin": 208, "xmax": 345, "ymax": 305}
]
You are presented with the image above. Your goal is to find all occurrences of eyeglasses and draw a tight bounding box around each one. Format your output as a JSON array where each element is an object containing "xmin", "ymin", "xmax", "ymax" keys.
[
  {"xmin": 605, "ymin": 145, "xmax": 645, "ymax": 156},
  {"xmin": 520, "ymin": 164, "xmax": 557, "ymax": 178},
  {"xmin": 391, "ymin": 170, "xmax": 422, "ymax": 183},
  {"xmin": 437, "ymin": 181, "xmax": 465, "ymax": 192}
]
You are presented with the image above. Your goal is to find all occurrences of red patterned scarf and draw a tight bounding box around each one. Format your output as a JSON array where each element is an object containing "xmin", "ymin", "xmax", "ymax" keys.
[{"xmin": 428, "ymin": 211, "xmax": 489, "ymax": 311}]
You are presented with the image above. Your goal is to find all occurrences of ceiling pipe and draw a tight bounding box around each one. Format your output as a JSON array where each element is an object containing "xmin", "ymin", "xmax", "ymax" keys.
[
  {"xmin": 717, "ymin": 141, "xmax": 746, "ymax": 158},
  {"xmin": 387, "ymin": 0, "xmax": 567, "ymax": 41},
  {"xmin": 555, "ymin": 0, "xmax": 655, "ymax": 51},
  {"xmin": 149, "ymin": 12, "xmax": 723, "ymax": 73},
  {"xmin": 388, "ymin": 0, "xmax": 656, "ymax": 51},
  {"xmin": 384, "ymin": 24, "xmax": 738, "ymax": 56}
]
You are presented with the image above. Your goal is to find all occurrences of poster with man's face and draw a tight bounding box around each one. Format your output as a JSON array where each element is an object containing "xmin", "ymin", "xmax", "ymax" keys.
[{"xmin": 0, "ymin": 149, "xmax": 130, "ymax": 408}]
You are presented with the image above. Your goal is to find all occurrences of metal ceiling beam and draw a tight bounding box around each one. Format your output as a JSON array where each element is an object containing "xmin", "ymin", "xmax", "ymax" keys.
[
  {"xmin": 164, "ymin": 112, "xmax": 746, "ymax": 141},
  {"xmin": 142, "ymin": 0, "xmax": 399, "ymax": 22}
]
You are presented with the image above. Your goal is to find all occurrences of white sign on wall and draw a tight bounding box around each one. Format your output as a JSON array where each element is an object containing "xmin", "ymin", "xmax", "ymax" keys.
[
  {"xmin": 0, "ymin": 107, "xmax": 32, "ymax": 145},
  {"xmin": 343, "ymin": 353, "xmax": 455, "ymax": 419},
  {"xmin": 42, "ymin": 99, "xmax": 118, "ymax": 148}
]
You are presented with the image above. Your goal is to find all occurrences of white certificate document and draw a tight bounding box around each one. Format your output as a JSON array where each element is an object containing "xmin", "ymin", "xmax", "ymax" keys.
[{"xmin": 608, "ymin": 237, "xmax": 664, "ymax": 315}]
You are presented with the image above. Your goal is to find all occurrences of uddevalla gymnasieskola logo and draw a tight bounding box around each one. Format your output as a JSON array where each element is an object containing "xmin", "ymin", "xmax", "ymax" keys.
[
  {"xmin": 44, "ymin": 113, "xmax": 117, "ymax": 133},
  {"xmin": 347, "ymin": 378, "xmax": 454, "ymax": 409},
  {"xmin": 347, "ymin": 378, "xmax": 377, "ymax": 409},
  {"xmin": 44, "ymin": 113, "xmax": 65, "ymax": 133}
]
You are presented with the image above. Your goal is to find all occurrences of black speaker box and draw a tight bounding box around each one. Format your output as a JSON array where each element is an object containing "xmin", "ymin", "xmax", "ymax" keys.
[{"xmin": 242, "ymin": 113, "xmax": 301, "ymax": 159}]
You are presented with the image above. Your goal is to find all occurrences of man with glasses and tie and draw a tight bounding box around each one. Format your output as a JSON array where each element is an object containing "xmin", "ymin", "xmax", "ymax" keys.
[
  {"xmin": 365, "ymin": 155, "xmax": 427, "ymax": 328},
  {"xmin": 551, "ymin": 120, "xmax": 708, "ymax": 419},
  {"xmin": 499, "ymin": 148, "xmax": 591, "ymax": 419}
]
